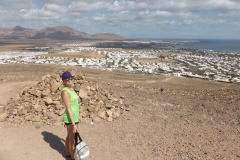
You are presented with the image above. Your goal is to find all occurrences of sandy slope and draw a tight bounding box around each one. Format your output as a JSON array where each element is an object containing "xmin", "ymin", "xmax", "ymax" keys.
[
  {"xmin": 0, "ymin": 81, "xmax": 37, "ymax": 105},
  {"xmin": 0, "ymin": 64, "xmax": 240, "ymax": 160}
]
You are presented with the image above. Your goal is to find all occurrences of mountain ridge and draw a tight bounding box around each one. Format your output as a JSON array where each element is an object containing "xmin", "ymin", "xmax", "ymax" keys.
[{"xmin": 0, "ymin": 26, "xmax": 126, "ymax": 41}]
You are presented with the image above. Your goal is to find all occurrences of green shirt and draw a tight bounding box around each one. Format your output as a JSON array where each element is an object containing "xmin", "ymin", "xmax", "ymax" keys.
[{"xmin": 61, "ymin": 87, "xmax": 79, "ymax": 123}]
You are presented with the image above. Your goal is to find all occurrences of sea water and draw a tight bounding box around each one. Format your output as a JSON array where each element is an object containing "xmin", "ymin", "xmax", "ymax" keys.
[{"xmin": 172, "ymin": 39, "xmax": 240, "ymax": 52}]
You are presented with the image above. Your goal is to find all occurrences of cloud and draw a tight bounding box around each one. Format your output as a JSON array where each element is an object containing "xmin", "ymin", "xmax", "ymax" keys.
[
  {"xmin": 44, "ymin": 4, "xmax": 67, "ymax": 13},
  {"xmin": 68, "ymin": 1, "xmax": 110, "ymax": 12},
  {"xmin": 20, "ymin": 9, "xmax": 59, "ymax": 20},
  {"xmin": 0, "ymin": 0, "xmax": 240, "ymax": 38},
  {"xmin": 152, "ymin": 11, "xmax": 172, "ymax": 17},
  {"xmin": 108, "ymin": 1, "xmax": 138, "ymax": 11},
  {"xmin": 20, "ymin": 9, "xmax": 27, "ymax": 12},
  {"xmin": 134, "ymin": 0, "xmax": 240, "ymax": 12},
  {"xmin": 93, "ymin": 14, "xmax": 105, "ymax": 21},
  {"xmin": 37, "ymin": 10, "xmax": 59, "ymax": 18},
  {"xmin": 0, "ymin": 0, "xmax": 37, "ymax": 9},
  {"xmin": 38, "ymin": 0, "xmax": 71, "ymax": 5}
]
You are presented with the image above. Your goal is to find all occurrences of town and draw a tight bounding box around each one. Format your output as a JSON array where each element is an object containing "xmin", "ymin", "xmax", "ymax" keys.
[{"xmin": 0, "ymin": 42, "xmax": 240, "ymax": 83}]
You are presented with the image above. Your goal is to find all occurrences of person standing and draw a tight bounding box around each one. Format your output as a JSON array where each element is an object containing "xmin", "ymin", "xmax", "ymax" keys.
[{"xmin": 61, "ymin": 71, "xmax": 80, "ymax": 160}]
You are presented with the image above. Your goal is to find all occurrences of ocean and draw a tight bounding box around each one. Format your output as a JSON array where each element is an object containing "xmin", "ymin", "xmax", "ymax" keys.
[{"xmin": 171, "ymin": 39, "xmax": 240, "ymax": 52}]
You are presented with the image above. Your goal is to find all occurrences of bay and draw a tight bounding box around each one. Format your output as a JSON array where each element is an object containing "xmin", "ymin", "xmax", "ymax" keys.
[{"xmin": 173, "ymin": 39, "xmax": 240, "ymax": 52}]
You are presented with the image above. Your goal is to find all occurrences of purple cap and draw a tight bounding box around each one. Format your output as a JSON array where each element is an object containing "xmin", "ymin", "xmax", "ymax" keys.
[{"xmin": 61, "ymin": 71, "xmax": 73, "ymax": 80}]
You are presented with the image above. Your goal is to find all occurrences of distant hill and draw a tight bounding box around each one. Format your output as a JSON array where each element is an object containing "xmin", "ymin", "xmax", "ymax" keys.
[
  {"xmin": 0, "ymin": 26, "xmax": 38, "ymax": 39},
  {"xmin": 0, "ymin": 26, "xmax": 126, "ymax": 41},
  {"xmin": 92, "ymin": 33, "xmax": 126, "ymax": 41}
]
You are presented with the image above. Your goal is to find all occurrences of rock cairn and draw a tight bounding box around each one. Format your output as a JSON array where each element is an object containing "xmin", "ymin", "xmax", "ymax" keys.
[{"xmin": 0, "ymin": 69, "xmax": 129, "ymax": 126}]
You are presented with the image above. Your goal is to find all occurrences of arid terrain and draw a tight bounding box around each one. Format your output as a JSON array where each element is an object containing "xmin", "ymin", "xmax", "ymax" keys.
[{"xmin": 0, "ymin": 42, "xmax": 240, "ymax": 160}]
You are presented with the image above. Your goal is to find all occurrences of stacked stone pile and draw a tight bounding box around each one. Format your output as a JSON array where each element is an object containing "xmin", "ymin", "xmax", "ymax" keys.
[{"xmin": 0, "ymin": 69, "xmax": 129, "ymax": 126}]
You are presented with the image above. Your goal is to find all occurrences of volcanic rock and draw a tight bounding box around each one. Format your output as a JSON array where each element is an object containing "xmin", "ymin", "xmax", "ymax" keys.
[{"xmin": 3, "ymin": 69, "xmax": 129, "ymax": 126}]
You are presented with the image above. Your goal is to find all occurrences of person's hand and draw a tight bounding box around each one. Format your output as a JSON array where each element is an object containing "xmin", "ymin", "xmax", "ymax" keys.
[{"xmin": 73, "ymin": 125, "xmax": 77, "ymax": 133}]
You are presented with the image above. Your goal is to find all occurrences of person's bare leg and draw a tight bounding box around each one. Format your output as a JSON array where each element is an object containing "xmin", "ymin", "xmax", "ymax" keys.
[
  {"xmin": 65, "ymin": 134, "xmax": 70, "ymax": 157},
  {"xmin": 67, "ymin": 125, "xmax": 77, "ymax": 159}
]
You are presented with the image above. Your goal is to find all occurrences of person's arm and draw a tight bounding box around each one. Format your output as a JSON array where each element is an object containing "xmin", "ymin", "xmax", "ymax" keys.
[
  {"xmin": 62, "ymin": 91, "xmax": 77, "ymax": 132},
  {"xmin": 78, "ymin": 97, "xmax": 82, "ymax": 123}
]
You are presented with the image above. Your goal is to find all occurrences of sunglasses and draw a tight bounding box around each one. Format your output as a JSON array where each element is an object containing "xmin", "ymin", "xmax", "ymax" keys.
[{"xmin": 64, "ymin": 78, "xmax": 73, "ymax": 81}]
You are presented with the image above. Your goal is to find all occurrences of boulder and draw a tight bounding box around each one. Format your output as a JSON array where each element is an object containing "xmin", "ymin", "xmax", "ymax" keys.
[
  {"xmin": 51, "ymin": 81, "xmax": 61, "ymax": 92},
  {"xmin": 0, "ymin": 112, "xmax": 8, "ymax": 121},
  {"xmin": 92, "ymin": 116, "xmax": 100, "ymax": 123},
  {"xmin": 106, "ymin": 110, "xmax": 113, "ymax": 117},
  {"xmin": 44, "ymin": 97, "xmax": 53, "ymax": 105},
  {"xmin": 58, "ymin": 109, "xmax": 65, "ymax": 116},
  {"xmin": 55, "ymin": 105, "xmax": 63, "ymax": 110},
  {"xmin": 30, "ymin": 89, "xmax": 41, "ymax": 97},
  {"xmin": 79, "ymin": 89, "xmax": 88, "ymax": 99},
  {"xmin": 0, "ymin": 105, "xmax": 4, "ymax": 113},
  {"xmin": 74, "ymin": 84, "xmax": 82, "ymax": 92},
  {"xmin": 41, "ymin": 89, "xmax": 51, "ymax": 97},
  {"xmin": 25, "ymin": 115, "xmax": 32, "ymax": 121},
  {"xmin": 112, "ymin": 108, "xmax": 121, "ymax": 119},
  {"xmin": 107, "ymin": 117, "xmax": 113, "ymax": 122},
  {"xmin": 34, "ymin": 105, "xmax": 42, "ymax": 112},
  {"xmin": 98, "ymin": 111, "xmax": 106, "ymax": 119}
]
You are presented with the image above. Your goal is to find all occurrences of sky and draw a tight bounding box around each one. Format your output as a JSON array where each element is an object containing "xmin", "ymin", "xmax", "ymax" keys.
[{"xmin": 0, "ymin": 0, "xmax": 240, "ymax": 39}]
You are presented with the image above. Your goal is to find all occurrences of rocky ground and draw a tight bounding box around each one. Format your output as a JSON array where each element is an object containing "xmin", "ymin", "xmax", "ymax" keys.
[{"xmin": 0, "ymin": 64, "xmax": 240, "ymax": 160}]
